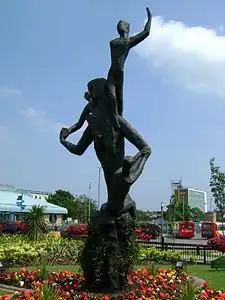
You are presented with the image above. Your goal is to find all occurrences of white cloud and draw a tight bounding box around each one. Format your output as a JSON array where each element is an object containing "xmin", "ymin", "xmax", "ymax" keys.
[
  {"xmin": 21, "ymin": 107, "xmax": 66, "ymax": 134},
  {"xmin": 220, "ymin": 24, "xmax": 224, "ymax": 33},
  {"xmin": 135, "ymin": 16, "xmax": 225, "ymax": 98},
  {"xmin": 0, "ymin": 88, "xmax": 22, "ymax": 96}
]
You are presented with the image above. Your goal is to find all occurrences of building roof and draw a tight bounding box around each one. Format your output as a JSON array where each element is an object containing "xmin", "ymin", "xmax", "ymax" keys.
[
  {"xmin": 0, "ymin": 189, "xmax": 67, "ymax": 214},
  {"xmin": 0, "ymin": 184, "xmax": 51, "ymax": 196}
]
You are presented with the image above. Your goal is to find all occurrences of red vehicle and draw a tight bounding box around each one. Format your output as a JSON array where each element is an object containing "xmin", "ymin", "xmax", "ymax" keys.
[
  {"xmin": 201, "ymin": 221, "xmax": 217, "ymax": 239},
  {"xmin": 176, "ymin": 221, "xmax": 195, "ymax": 238}
]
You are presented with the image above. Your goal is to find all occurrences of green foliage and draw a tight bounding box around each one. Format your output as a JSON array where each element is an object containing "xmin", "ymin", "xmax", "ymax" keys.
[
  {"xmin": 0, "ymin": 235, "xmax": 83, "ymax": 266},
  {"xmin": 80, "ymin": 217, "xmax": 139, "ymax": 288},
  {"xmin": 210, "ymin": 157, "xmax": 225, "ymax": 222},
  {"xmin": 47, "ymin": 190, "xmax": 97, "ymax": 222},
  {"xmin": 165, "ymin": 196, "xmax": 204, "ymax": 223},
  {"xmin": 136, "ymin": 210, "xmax": 152, "ymax": 222},
  {"xmin": 26, "ymin": 205, "xmax": 47, "ymax": 241},
  {"xmin": 35, "ymin": 283, "xmax": 59, "ymax": 300},
  {"xmin": 180, "ymin": 279, "xmax": 198, "ymax": 300},
  {"xmin": 190, "ymin": 207, "xmax": 205, "ymax": 222},
  {"xmin": 0, "ymin": 235, "xmax": 197, "ymax": 269},
  {"xmin": 165, "ymin": 199, "xmax": 191, "ymax": 222},
  {"xmin": 138, "ymin": 246, "xmax": 181, "ymax": 263}
]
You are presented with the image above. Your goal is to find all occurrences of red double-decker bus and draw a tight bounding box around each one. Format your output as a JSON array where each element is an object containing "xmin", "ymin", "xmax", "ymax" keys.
[
  {"xmin": 176, "ymin": 221, "xmax": 195, "ymax": 238},
  {"xmin": 201, "ymin": 221, "xmax": 217, "ymax": 239}
]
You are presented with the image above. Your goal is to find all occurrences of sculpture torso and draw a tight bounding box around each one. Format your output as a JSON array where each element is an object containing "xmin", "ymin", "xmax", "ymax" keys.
[
  {"xmin": 110, "ymin": 37, "xmax": 130, "ymax": 72},
  {"xmin": 86, "ymin": 98, "xmax": 113, "ymax": 137}
]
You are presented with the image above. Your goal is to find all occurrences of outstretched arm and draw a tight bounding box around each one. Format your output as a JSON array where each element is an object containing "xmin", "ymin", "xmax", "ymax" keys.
[
  {"xmin": 68, "ymin": 103, "xmax": 90, "ymax": 135},
  {"xmin": 60, "ymin": 126, "xmax": 93, "ymax": 156},
  {"xmin": 128, "ymin": 7, "xmax": 152, "ymax": 48}
]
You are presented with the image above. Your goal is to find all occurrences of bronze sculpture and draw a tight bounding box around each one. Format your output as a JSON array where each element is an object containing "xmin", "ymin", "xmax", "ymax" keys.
[{"xmin": 60, "ymin": 7, "xmax": 152, "ymax": 293}]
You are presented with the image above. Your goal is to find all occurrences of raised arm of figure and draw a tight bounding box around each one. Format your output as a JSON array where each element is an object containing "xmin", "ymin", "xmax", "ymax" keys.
[{"xmin": 128, "ymin": 7, "xmax": 152, "ymax": 49}]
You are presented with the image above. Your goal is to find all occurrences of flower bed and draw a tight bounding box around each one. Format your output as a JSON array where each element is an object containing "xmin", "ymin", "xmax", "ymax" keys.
[
  {"xmin": 207, "ymin": 235, "xmax": 225, "ymax": 253},
  {"xmin": 64, "ymin": 224, "xmax": 159, "ymax": 241},
  {"xmin": 0, "ymin": 268, "xmax": 224, "ymax": 299}
]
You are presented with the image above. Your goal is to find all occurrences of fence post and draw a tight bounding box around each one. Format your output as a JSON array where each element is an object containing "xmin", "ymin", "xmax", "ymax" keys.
[
  {"xmin": 161, "ymin": 236, "xmax": 165, "ymax": 251},
  {"xmin": 196, "ymin": 246, "xmax": 200, "ymax": 256},
  {"xmin": 203, "ymin": 246, "xmax": 206, "ymax": 264}
]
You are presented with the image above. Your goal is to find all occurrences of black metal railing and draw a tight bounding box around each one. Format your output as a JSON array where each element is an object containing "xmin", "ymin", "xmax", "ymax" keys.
[{"xmin": 138, "ymin": 239, "xmax": 222, "ymax": 264}]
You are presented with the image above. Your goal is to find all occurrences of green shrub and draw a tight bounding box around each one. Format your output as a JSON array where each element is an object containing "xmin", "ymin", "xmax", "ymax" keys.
[
  {"xmin": 138, "ymin": 246, "xmax": 181, "ymax": 263},
  {"xmin": 0, "ymin": 235, "xmax": 83, "ymax": 266},
  {"xmin": 0, "ymin": 235, "xmax": 188, "ymax": 268}
]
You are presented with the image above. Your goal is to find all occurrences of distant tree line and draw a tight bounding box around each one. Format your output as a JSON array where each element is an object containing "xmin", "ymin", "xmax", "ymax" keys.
[{"xmin": 47, "ymin": 190, "xmax": 97, "ymax": 223}]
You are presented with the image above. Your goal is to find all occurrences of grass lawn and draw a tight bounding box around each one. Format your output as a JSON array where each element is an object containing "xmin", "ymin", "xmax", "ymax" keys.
[
  {"xmin": 186, "ymin": 264, "xmax": 225, "ymax": 291},
  {"xmin": 0, "ymin": 289, "xmax": 11, "ymax": 295},
  {"xmin": 7, "ymin": 264, "xmax": 225, "ymax": 291}
]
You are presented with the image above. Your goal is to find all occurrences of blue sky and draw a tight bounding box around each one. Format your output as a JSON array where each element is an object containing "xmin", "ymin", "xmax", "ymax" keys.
[{"xmin": 1, "ymin": 0, "xmax": 225, "ymax": 211}]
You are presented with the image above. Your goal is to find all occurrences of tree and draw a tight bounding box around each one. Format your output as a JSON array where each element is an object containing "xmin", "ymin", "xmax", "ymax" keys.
[
  {"xmin": 190, "ymin": 207, "xmax": 205, "ymax": 222},
  {"xmin": 164, "ymin": 197, "xmax": 192, "ymax": 223},
  {"xmin": 26, "ymin": 205, "xmax": 47, "ymax": 241},
  {"xmin": 210, "ymin": 157, "xmax": 225, "ymax": 225},
  {"xmin": 136, "ymin": 209, "xmax": 152, "ymax": 223},
  {"xmin": 76, "ymin": 194, "xmax": 97, "ymax": 223},
  {"xmin": 47, "ymin": 190, "xmax": 77, "ymax": 219},
  {"xmin": 47, "ymin": 190, "xmax": 97, "ymax": 222}
]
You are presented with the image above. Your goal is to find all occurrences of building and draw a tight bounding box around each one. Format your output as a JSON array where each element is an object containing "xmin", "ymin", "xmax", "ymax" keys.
[
  {"xmin": 0, "ymin": 185, "xmax": 67, "ymax": 224},
  {"xmin": 18, "ymin": 189, "xmax": 51, "ymax": 201},
  {"xmin": 174, "ymin": 187, "xmax": 207, "ymax": 213},
  {"xmin": 0, "ymin": 184, "xmax": 51, "ymax": 201}
]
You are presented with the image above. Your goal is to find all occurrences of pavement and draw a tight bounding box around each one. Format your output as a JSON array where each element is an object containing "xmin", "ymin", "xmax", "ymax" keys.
[{"xmin": 163, "ymin": 236, "xmax": 208, "ymax": 245}]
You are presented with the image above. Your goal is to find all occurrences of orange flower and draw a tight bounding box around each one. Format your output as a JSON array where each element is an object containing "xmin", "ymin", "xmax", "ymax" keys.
[{"xmin": 142, "ymin": 268, "xmax": 148, "ymax": 275}]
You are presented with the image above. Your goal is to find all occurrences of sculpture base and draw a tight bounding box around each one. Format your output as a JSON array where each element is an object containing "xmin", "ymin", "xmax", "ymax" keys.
[{"xmin": 80, "ymin": 200, "xmax": 137, "ymax": 293}]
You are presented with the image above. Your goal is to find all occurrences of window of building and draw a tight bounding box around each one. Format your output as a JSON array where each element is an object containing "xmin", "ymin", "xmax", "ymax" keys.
[{"xmin": 49, "ymin": 214, "xmax": 57, "ymax": 224}]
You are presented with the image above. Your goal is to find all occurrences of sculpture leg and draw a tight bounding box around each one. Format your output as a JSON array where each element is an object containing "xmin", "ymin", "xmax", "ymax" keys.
[
  {"xmin": 107, "ymin": 69, "xmax": 124, "ymax": 116},
  {"xmin": 118, "ymin": 116, "xmax": 151, "ymax": 153},
  {"xmin": 60, "ymin": 126, "xmax": 93, "ymax": 156},
  {"xmin": 118, "ymin": 116, "xmax": 151, "ymax": 183}
]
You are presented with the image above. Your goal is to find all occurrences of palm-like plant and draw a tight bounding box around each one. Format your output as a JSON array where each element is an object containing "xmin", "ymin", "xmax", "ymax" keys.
[
  {"xmin": 35, "ymin": 283, "xmax": 59, "ymax": 300},
  {"xmin": 26, "ymin": 205, "xmax": 47, "ymax": 241}
]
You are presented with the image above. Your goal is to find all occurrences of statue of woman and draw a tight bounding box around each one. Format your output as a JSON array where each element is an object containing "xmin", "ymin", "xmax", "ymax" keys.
[{"xmin": 60, "ymin": 77, "xmax": 151, "ymax": 199}]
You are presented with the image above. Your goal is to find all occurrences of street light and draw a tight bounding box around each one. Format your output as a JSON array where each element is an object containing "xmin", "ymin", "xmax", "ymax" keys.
[
  {"xmin": 180, "ymin": 191, "xmax": 185, "ymax": 221},
  {"xmin": 97, "ymin": 166, "xmax": 102, "ymax": 210},
  {"xmin": 161, "ymin": 202, "xmax": 164, "ymax": 250},
  {"xmin": 161, "ymin": 202, "xmax": 164, "ymax": 237},
  {"xmin": 88, "ymin": 182, "xmax": 92, "ymax": 222}
]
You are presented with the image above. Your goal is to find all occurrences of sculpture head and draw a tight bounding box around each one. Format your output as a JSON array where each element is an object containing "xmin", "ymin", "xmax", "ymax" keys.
[
  {"xmin": 87, "ymin": 78, "xmax": 107, "ymax": 103},
  {"xmin": 122, "ymin": 156, "xmax": 133, "ymax": 177},
  {"xmin": 117, "ymin": 20, "xmax": 130, "ymax": 37}
]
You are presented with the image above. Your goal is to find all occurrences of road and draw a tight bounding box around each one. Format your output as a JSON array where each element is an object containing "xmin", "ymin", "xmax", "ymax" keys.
[
  {"xmin": 148, "ymin": 234, "xmax": 208, "ymax": 245},
  {"xmin": 162, "ymin": 236, "xmax": 208, "ymax": 245}
]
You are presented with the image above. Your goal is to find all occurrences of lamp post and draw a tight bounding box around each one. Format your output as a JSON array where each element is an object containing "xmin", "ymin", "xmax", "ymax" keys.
[
  {"xmin": 97, "ymin": 166, "xmax": 102, "ymax": 210},
  {"xmin": 161, "ymin": 202, "xmax": 164, "ymax": 235},
  {"xmin": 161, "ymin": 202, "xmax": 164, "ymax": 250},
  {"xmin": 180, "ymin": 191, "xmax": 185, "ymax": 221},
  {"xmin": 88, "ymin": 182, "xmax": 92, "ymax": 222}
]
